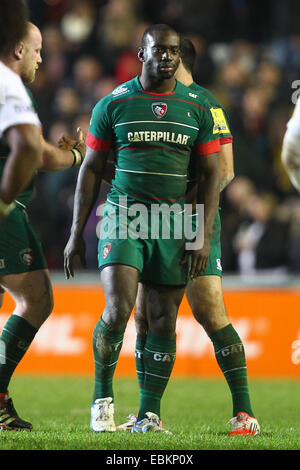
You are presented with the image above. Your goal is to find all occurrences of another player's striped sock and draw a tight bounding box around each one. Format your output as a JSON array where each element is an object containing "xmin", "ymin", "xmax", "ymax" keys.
[
  {"xmin": 135, "ymin": 334, "xmax": 146, "ymax": 389},
  {"xmin": 92, "ymin": 316, "xmax": 125, "ymax": 402},
  {"xmin": 138, "ymin": 331, "xmax": 176, "ymax": 420},
  {"xmin": 0, "ymin": 315, "xmax": 37, "ymax": 393},
  {"xmin": 210, "ymin": 323, "xmax": 254, "ymax": 417}
]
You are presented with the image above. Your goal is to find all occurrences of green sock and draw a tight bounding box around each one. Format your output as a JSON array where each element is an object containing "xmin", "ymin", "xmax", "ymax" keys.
[
  {"xmin": 138, "ymin": 331, "xmax": 176, "ymax": 420},
  {"xmin": 0, "ymin": 315, "xmax": 37, "ymax": 393},
  {"xmin": 135, "ymin": 334, "xmax": 146, "ymax": 389},
  {"xmin": 92, "ymin": 316, "xmax": 125, "ymax": 402},
  {"xmin": 210, "ymin": 323, "xmax": 254, "ymax": 417}
]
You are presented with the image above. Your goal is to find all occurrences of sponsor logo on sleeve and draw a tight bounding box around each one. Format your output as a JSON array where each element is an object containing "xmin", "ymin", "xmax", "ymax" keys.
[{"xmin": 210, "ymin": 108, "xmax": 230, "ymax": 134}]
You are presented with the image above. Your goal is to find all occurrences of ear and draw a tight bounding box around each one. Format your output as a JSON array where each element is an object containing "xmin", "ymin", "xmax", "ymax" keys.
[
  {"xmin": 14, "ymin": 41, "xmax": 24, "ymax": 61},
  {"xmin": 137, "ymin": 47, "xmax": 145, "ymax": 63}
]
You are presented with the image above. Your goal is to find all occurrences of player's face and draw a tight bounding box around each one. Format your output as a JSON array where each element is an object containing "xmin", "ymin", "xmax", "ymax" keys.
[
  {"xmin": 20, "ymin": 26, "xmax": 42, "ymax": 84},
  {"xmin": 141, "ymin": 30, "xmax": 180, "ymax": 80}
]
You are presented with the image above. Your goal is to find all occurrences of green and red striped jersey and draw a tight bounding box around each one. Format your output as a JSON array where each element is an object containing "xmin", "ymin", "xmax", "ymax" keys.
[
  {"xmin": 187, "ymin": 82, "xmax": 233, "ymax": 183},
  {"xmin": 87, "ymin": 76, "xmax": 220, "ymax": 205}
]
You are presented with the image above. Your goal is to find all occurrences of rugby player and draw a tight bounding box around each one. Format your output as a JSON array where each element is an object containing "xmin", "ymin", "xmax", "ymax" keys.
[
  {"xmin": 64, "ymin": 24, "xmax": 220, "ymax": 433},
  {"xmin": 0, "ymin": 0, "xmax": 41, "ymax": 224},
  {"xmin": 117, "ymin": 37, "xmax": 260, "ymax": 436},
  {"xmin": 0, "ymin": 21, "xmax": 85, "ymax": 430}
]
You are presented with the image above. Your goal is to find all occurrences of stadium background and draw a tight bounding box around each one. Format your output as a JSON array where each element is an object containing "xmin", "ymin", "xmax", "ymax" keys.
[{"xmin": 1, "ymin": 0, "xmax": 300, "ymax": 379}]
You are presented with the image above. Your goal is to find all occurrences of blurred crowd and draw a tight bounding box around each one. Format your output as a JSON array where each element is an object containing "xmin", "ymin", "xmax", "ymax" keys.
[{"xmin": 25, "ymin": 0, "xmax": 300, "ymax": 274}]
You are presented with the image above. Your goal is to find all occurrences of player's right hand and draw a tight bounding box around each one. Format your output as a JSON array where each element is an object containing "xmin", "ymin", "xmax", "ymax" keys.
[
  {"xmin": 182, "ymin": 240, "xmax": 210, "ymax": 280},
  {"xmin": 58, "ymin": 127, "xmax": 86, "ymax": 158},
  {"xmin": 64, "ymin": 234, "xmax": 87, "ymax": 279}
]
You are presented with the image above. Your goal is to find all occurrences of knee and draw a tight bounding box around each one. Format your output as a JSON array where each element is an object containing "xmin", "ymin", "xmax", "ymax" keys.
[
  {"xmin": 188, "ymin": 292, "xmax": 229, "ymax": 335},
  {"xmin": 31, "ymin": 285, "xmax": 53, "ymax": 320},
  {"xmin": 148, "ymin": 309, "xmax": 177, "ymax": 336},
  {"xmin": 134, "ymin": 308, "xmax": 148, "ymax": 336},
  {"xmin": 102, "ymin": 302, "xmax": 133, "ymax": 330}
]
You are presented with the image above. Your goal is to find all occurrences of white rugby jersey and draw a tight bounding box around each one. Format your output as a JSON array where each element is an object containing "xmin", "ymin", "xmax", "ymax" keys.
[{"xmin": 0, "ymin": 61, "xmax": 40, "ymax": 138}]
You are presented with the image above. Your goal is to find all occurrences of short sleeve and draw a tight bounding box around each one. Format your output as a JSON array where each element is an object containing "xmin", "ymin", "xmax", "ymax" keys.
[
  {"xmin": 86, "ymin": 97, "xmax": 113, "ymax": 152},
  {"xmin": 194, "ymin": 99, "xmax": 221, "ymax": 156},
  {"xmin": 0, "ymin": 77, "xmax": 40, "ymax": 138}
]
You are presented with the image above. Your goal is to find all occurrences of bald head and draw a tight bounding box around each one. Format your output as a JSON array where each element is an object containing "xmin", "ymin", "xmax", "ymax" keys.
[
  {"xmin": 25, "ymin": 22, "xmax": 41, "ymax": 38},
  {"xmin": 141, "ymin": 24, "xmax": 179, "ymax": 48},
  {"xmin": 19, "ymin": 22, "xmax": 42, "ymax": 83}
]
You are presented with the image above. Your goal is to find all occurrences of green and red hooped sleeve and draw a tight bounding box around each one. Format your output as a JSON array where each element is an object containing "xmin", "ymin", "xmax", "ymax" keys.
[
  {"xmin": 85, "ymin": 132, "xmax": 112, "ymax": 152},
  {"xmin": 86, "ymin": 97, "xmax": 113, "ymax": 152},
  {"xmin": 194, "ymin": 139, "xmax": 221, "ymax": 156}
]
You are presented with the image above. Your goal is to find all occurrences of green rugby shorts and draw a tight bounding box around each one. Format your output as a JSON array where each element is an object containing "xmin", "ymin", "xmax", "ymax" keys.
[
  {"xmin": 191, "ymin": 208, "xmax": 222, "ymax": 277},
  {"xmin": 0, "ymin": 206, "xmax": 47, "ymax": 275},
  {"xmin": 98, "ymin": 199, "xmax": 190, "ymax": 286}
]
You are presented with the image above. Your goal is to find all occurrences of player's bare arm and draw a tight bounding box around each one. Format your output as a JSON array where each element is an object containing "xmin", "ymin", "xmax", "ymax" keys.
[
  {"xmin": 186, "ymin": 142, "xmax": 234, "ymax": 205},
  {"xmin": 185, "ymin": 152, "xmax": 220, "ymax": 279},
  {"xmin": 57, "ymin": 128, "xmax": 115, "ymax": 184},
  {"xmin": 219, "ymin": 142, "xmax": 234, "ymax": 191},
  {"xmin": 0, "ymin": 123, "xmax": 41, "ymax": 213},
  {"xmin": 38, "ymin": 128, "xmax": 85, "ymax": 172},
  {"xmin": 64, "ymin": 146, "xmax": 109, "ymax": 279}
]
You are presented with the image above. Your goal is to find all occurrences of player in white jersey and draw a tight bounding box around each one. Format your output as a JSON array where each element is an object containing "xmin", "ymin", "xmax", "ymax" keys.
[
  {"xmin": 0, "ymin": 0, "xmax": 42, "ymax": 222},
  {"xmin": 0, "ymin": 19, "xmax": 85, "ymax": 431},
  {"xmin": 281, "ymin": 97, "xmax": 300, "ymax": 192}
]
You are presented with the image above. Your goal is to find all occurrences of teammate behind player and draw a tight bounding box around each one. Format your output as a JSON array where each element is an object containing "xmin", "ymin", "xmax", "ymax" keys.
[
  {"xmin": 118, "ymin": 37, "xmax": 260, "ymax": 436},
  {"xmin": 281, "ymin": 96, "xmax": 300, "ymax": 193},
  {"xmin": 0, "ymin": 21, "xmax": 85, "ymax": 430},
  {"xmin": 0, "ymin": 0, "xmax": 41, "ymax": 223},
  {"xmin": 64, "ymin": 24, "xmax": 220, "ymax": 433}
]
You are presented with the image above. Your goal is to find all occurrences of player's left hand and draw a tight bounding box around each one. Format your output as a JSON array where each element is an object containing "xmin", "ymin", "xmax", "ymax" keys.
[
  {"xmin": 58, "ymin": 127, "xmax": 86, "ymax": 158},
  {"xmin": 64, "ymin": 233, "xmax": 87, "ymax": 279},
  {"xmin": 182, "ymin": 241, "xmax": 210, "ymax": 279}
]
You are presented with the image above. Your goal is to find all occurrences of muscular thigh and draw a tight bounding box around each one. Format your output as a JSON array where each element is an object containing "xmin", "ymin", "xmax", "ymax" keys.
[
  {"xmin": 0, "ymin": 269, "xmax": 53, "ymax": 328},
  {"xmin": 134, "ymin": 283, "xmax": 148, "ymax": 336},
  {"xmin": 185, "ymin": 275, "xmax": 229, "ymax": 335},
  {"xmin": 101, "ymin": 264, "xmax": 139, "ymax": 329}
]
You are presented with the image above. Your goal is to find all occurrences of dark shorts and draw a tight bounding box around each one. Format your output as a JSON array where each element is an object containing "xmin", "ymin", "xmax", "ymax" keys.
[{"xmin": 0, "ymin": 206, "xmax": 47, "ymax": 276}]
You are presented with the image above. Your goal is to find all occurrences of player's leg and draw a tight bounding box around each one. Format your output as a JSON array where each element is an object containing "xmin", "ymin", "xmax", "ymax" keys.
[
  {"xmin": 132, "ymin": 282, "xmax": 185, "ymax": 433},
  {"xmin": 134, "ymin": 282, "xmax": 148, "ymax": 390},
  {"xmin": 0, "ymin": 269, "xmax": 53, "ymax": 430},
  {"xmin": 91, "ymin": 264, "xmax": 139, "ymax": 432},
  {"xmin": 116, "ymin": 282, "xmax": 148, "ymax": 432},
  {"xmin": 185, "ymin": 275, "xmax": 228, "ymax": 335},
  {"xmin": 186, "ymin": 275, "xmax": 260, "ymax": 435}
]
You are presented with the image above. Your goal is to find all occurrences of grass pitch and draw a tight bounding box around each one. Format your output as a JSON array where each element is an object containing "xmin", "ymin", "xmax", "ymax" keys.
[{"xmin": 0, "ymin": 376, "xmax": 299, "ymax": 453}]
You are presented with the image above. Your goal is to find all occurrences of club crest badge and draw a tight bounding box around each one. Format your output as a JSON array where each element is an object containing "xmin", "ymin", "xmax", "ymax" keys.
[
  {"xmin": 19, "ymin": 248, "xmax": 34, "ymax": 266},
  {"xmin": 152, "ymin": 102, "xmax": 167, "ymax": 119},
  {"xmin": 102, "ymin": 242, "xmax": 112, "ymax": 259}
]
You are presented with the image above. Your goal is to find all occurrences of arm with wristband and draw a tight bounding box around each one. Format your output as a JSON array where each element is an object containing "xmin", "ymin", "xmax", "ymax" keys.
[{"xmin": 38, "ymin": 127, "xmax": 85, "ymax": 172}]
